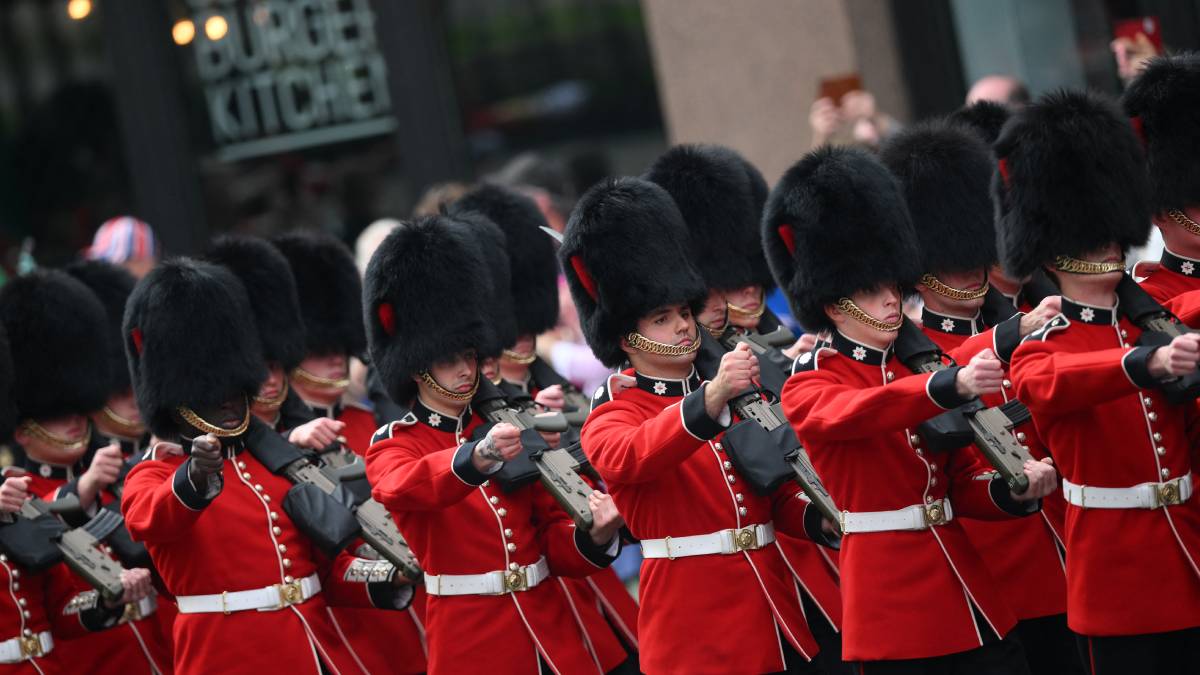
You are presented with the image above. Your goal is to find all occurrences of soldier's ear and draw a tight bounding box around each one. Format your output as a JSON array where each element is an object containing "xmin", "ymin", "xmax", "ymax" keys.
[
  {"xmin": 823, "ymin": 303, "xmax": 843, "ymax": 326},
  {"xmin": 618, "ymin": 335, "xmax": 635, "ymax": 356}
]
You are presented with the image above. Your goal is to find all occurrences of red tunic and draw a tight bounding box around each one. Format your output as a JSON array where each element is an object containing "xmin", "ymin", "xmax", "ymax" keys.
[
  {"xmin": 123, "ymin": 443, "xmax": 388, "ymax": 675},
  {"xmin": 920, "ymin": 314, "xmax": 1068, "ymax": 622},
  {"xmin": 366, "ymin": 402, "xmax": 617, "ymax": 675},
  {"xmin": 0, "ymin": 552, "xmax": 107, "ymax": 675},
  {"xmin": 1134, "ymin": 251, "xmax": 1200, "ymax": 306},
  {"xmin": 19, "ymin": 465, "xmax": 172, "ymax": 675},
  {"xmin": 1010, "ymin": 301, "xmax": 1200, "ymax": 636},
  {"xmin": 783, "ymin": 331, "xmax": 1026, "ymax": 661},
  {"xmin": 581, "ymin": 369, "xmax": 821, "ymax": 675}
]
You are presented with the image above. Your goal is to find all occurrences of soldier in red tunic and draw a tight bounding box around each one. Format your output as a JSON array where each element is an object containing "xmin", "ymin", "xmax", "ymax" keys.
[
  {"xmin": 765, "ymin": 146, "xmax": 1057, "ymax": 673},
  {"xmin": 879, "ymin": 120, "xmax": 1079, "ymax": 674},
  {"xmin": 363, "ymin": 215, "xmax": 623, "ymax": 675},
  {"xmin": 1122, "ymin": 55, "xmax": 1200, "ymax": 304},
  {"xmin": 120, "ymin": 259, "xmax": 412, "ymax": 675},
  {"xmin": 645, "ymin": 144, "xmax": 848, "ymax": 675},
  {"xmin": 0, "ymin": 270, "xmax": 166, "ymax": 674},
  {"xmin": 996, "ymin": 89, "xmax": 1200, "ymax": 675},
  {"xmin": 564, "ymin": 177, "xmax": 837, "ymax": 674}
]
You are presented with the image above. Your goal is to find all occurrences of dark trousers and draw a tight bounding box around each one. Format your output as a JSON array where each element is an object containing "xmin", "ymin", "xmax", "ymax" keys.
[
  {"xmin": 1011, "ymin": 614, "xmax": 1084, "ymax": 675},
  {"xmin": 1076, "ymin": 626, "xmax": 1200, "ymax": 675},
  {"xmin": 853, "ymin": 637, "xmax": 1030, "ymax": 675},
  {"xmin": 801, "ymin": 589, "xmax": 854, "ymax": 675}
]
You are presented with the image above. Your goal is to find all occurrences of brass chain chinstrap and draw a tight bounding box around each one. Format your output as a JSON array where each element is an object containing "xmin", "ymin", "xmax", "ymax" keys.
[
  {"xmin": 836, "ymin": 297, "xmax": 902, "ymax": 332},
  {"xmin": 1053, "ymin": 255, "xmax": 1126, "ymax": 275},
  {"xmin": 290, "ymin": 367, "xmax": 351, "ymax": 391},
  {"xmin": 501, "ymin": 349, "xmax": 537, "ymax": 365},
  {"xmin": 419, "ymin": 371, "xmax": 480, "ymax": 402},
  {"xmin": 19, "ymin": 420, "xmax": 92, "ymax": 452},
  {"xmin": 726, "ymin": 291, "xmax": 766, "ymax": 322},
  {"xmin": 175, "ymin": 399, "xmax": 251, "ymax": 438},
  {"xmin": 101, "ymin": 406, "xmax": 146, "ymax": 438},
  {"xmin": 624, "ymin": 330, "xmax": 702, "ymax": 357},
  {"xmin": 920, "ymin": 274, "xmax": 989, "ymax": 301},
  {"xmin": 1167, "ymin": 209, "xmax": 1200, "ymax": 236}
]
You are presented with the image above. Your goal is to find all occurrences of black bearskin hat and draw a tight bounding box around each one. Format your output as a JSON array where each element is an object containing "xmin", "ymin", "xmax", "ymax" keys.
[
  {"xmin": 560, "ymin": 177, "xmax": 707, "ymax": 368},
  {"xmin": 993, "ymin": 89, "xmax": 1150, "ymax": 279},
  {"xmin": 271, "ymin": 232, "xmax": 366, "ymax": 359},
  {"xmin": 204, "ymin": 236, "xmax": 307, "ymax": 371},
  {"xmin": 947, "ymin": 100, "xmax": 1011, "ymax": 145},
  {"xmin": 364, "ymin": 216, "xmax": 494, "ymax": 404},
  {"xmin": 451, "ymin": 210, "xmax": 517, "ymax": 357},
  {"xmin": 64, "ymin": 260, "xmax": 137, "ymax": 396},
  {"xmin": 0, "ymin": 324, "xmax": 16, "ymax": 442},
  {"xmin": 450, "ymin": 184, "xmax": 560, "ymax": 337},
  {"xmin": 1121, "ymin": 53, "xmax": 1200, "ymax": 214},
  {"xmin": 0, "ymin": 270, "xmax": 110, "ymax": 421},
  {"xmin": 879, "ymin": 120, "xmax": 997, "ymax": 275},
  {"xmin": 763, "ymin": 146, "xmax": 921, "ymax": 332},
  {"xmin": 645, "ymin": 144, "xmax": 775, "ymax": 291},
  {"xmin": 123, "ymin": 259, "xmax": 267, "ymax": 439}
]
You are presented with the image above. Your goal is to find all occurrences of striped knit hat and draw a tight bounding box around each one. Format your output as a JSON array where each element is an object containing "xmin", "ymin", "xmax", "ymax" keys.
[{"xmin": 86, "ymin": 216, "xmax": 159, "ymax": 263}]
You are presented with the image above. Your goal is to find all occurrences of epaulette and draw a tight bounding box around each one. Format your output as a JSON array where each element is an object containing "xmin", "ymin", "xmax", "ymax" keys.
[
  {"xmin": 1023, "ymin": 313, "xmax": 1070, "ymax": 343},
  {"xmin": 370, "ymin": 411, "xmax": 418, "ymax": 445},
  {"xmin": 590, "ymin": 373, "xmax": 635, "ymax": 412},
  {"xmin": 792, "ymin": 347, "xmax": 836, "ymax": 374}
]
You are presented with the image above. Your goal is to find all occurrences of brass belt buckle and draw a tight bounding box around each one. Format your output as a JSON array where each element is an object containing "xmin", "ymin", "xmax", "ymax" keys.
[
  {"xmin": 277, "ymin": 579, "xmax": 304, "ymax": 608},
  {"xmin": 503, "ymin": 568, "xmax": 528, "ymax": 593},
  {"xmin": 924, "ymin": 501, "xmax": 947, "ymax": 527},
  {"xmin": 122, "ymin": 601, "xmax": 143, "ymax": 622},
  {"xmin": 19, "ymin": 635, "xmax": 42, "ymax": 658},
  {"xmin": 732, "ymin": 527, "xmax": 758, "ymax": 552},
  {"xmin": 1157, "ymin": 481, "xmax": 1182, "ymax": 507}
]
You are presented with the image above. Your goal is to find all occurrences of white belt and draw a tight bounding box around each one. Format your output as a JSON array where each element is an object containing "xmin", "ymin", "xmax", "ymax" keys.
[
  {"xmin": 841, "ymin": 499, "xmax": 953, "ymax": 534},
  {"xmin": 0, "ymin": 631, "xmax": 52, "ymax": 663},
  {"xmin": 425, "ymin": 557, "xmax": 549, "ymax": 596},
  {"xmin": 641, "ymin": 523, "xmax": 775, "ymax": 560},
  {"xmin": 1063, "ymin": 475, "xmax": 1193, "ymax": 509},
  {"xmin": 176, "ymin": 573, "xmax": 321, "ymax": 614}
]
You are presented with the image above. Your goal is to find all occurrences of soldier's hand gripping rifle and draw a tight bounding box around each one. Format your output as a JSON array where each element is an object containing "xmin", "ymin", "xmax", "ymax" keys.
[
  {"xmin": 1116, "ymin": 273, "xmax": 1200, "ymax": 404},
  {"xmin": 243, "ymin": 420, "xmax": 422, "ymax": 581},
  {"xmin": 1, "ymin": 496, "xmax": 127, "ymax": 602},
  {"xmin": 473, "ymin": 378, "xmax": 596, "ymax": 530},
  {"xmin": 894, "ymin": 319, "xmax": 1034, "ymax": 493},
  {"xmin": 717, "ymin": 325, "xmax": 797, "ymax": 395},
  {"xmin": 694, "ymin": 331, "xmax": 842, "ymax": 535},
  {"xmin": 527, "ymin": 358, "xmax": 592, "ymax": 428}
]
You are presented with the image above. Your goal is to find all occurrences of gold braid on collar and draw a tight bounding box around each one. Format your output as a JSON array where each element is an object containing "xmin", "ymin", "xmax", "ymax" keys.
[{"xmin": 836, "ymin": 297, "xmax": 902, "ymax": 332}]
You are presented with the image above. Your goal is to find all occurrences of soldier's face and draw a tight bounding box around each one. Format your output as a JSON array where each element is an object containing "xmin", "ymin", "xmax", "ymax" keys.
[
  {"xmin": 90, "ymin": 388, "xmax": 144, "ymax": 438},
  {"xmin": 623, "ymin": 303, "xmax": 699, "ymax": 375},
  {"xmin": 726, "ymin": 285, "xmax": 764, "ymax": 329},
  {"xmin": 918, "ymin": 268, "xmax": 987, "ymax": 315},
  {"xmin": 300, "ymin": 353, "xmax": 349, "ymax": 380},
  {"xmin": 696, "ymin": 290, "xmax": 727, "ymax": 333},
  {"xmin": 251, "ymin": 363, "xmax": 287, "ymax": 419},
  {"xmin": 427, "ymin": 349, "xmax": 479, "ymax": 395},
  {"xmin": 190, "ymin": 396, "xmax": 249, "ymax": 431},
  {"xmin": 480, "ymin": 356, "xmax": 500, "ymax": 383},
  {"xmin": 828, "ymin": 284, "xmax": 903, "ymax": 348},
  {"xmin": 508, "ymin": 334, "xmax": 536, "ymax": 356},
  {"xmin": 1154, "ymin": 206, "xmax": 1200, "ymax": 257},
  {"xmin": 16, "ymin": 414, "xmax": 92, "ymax": 465}
]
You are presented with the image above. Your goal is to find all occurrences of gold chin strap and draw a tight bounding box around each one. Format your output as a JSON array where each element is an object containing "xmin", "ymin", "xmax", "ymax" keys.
[
  {"xmin": 1167, "ymin": 209, "xmax": 1200, "ymax": 236},
  {"xmin": 699, "ymin": 321, "xmax": 726, "ymax": 338},
  {"xmin": 291, "ymin": 366, "xmax": 350, "ymax": 392},
  {"xmin": 419, "ymin": 371, "xmax": 480, "ymax": 402},
  {"xmin": 19, "ymin": 420, "xmax": 91, "ymax": 452},
  {"xmin": 726, "ymin": 291, "xmax": 766, "ymax": 322},
  {"xmin": 252, "ymin": 378, "xmax": 290, "ymax": 410},
  {"xmin": 101, "ymin": 406, "xmax": 146, "ymax": 438},
  {"xmin": 176, "ymin": 399, "xmax": 251, "ymax": 438},
  {"xmin": 920, "ymin": 274, "xmax": 990, "ymax": 301},
  {"xmin": 501, "ymin": 349, "xmax": 537, "ymax": 365},
  {"xmin": 836, "ymin": 297, "xmax": 902, "ymax": 332},
  {"xmin": 1053, "ymin": 255, "xmax": 1126, "ymax": 275},
  {"xmin": 625, "ymin": 330, "xmax": 702, "ymax": 357}
]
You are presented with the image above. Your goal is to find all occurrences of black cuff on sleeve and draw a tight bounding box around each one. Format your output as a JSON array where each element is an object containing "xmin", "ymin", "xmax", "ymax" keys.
[
  {"xmin": 172, "ymin": 460, "xmax": 218, "ymax": 511},
  {"xmin": 79, "ymin": 602, "xmax": 123, "ymax": 632},
  {"xmin": 992, "ymin": 314, "xmax": 1024, "ymax": 364},
  {"xmin": 573, "ymin": 527, "xmax": 618, "ymax": 568},
  {"xmin": 802, "ymin": 502, "xmax": 841, "ymax": 550},
  {"xmin": 681, "ymin": 383, "xmax": 725, "ymax": 441},
  {"xmin": 1122, "ymin": 346, "xmax": 1160, "ymax": 390},
  {"xmin": 367, "ymin": 575, "xmax": 414, "ymax": 610},
  {"xmin": 927, "ymin": 367, "xmax": 972, "ymax": 410},
  {"xmin": 989, "ymin": 475, "xmax": 1039, "ymax": 517},
  {"xmin": 450, "ymin": 441, "xmax": 491, "ymax": 486}
]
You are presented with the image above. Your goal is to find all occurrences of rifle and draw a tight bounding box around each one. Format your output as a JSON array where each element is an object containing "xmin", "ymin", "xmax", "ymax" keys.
[
  {"xmin": 528, "ymin": 358, "xmax": 592, "ymax": 428},
  {"xmin": 894, "ymin": 319, "xmax": 1033, "ymax": 493},
  {"xmin": 473, "ymin": 379, "xmax": 596, "ymax": 530},
  {"xmin": 18, "ymin": 496, "xmax": 125, "ymax": 602},
  {"xmin": 1116, "ymin": 273, "xmax": 1200, "ymax": 404},
  {"xmin": 717, "ymin": 325, "xmax": 796, "ymax": 395},
  {"xmin": 694, "ymin": 331, "xmax": 842, "ymax": 534},
  {"xmin": 244, "ymin": 421, "xmax": 423, "ymax": 581}
]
